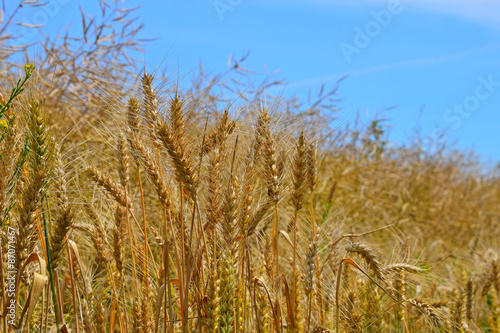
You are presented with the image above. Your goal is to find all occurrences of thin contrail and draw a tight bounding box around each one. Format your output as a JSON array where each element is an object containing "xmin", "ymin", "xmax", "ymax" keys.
[{"xmin": 288, "ymin": 42, "xmax": 500, "ymax": 89}]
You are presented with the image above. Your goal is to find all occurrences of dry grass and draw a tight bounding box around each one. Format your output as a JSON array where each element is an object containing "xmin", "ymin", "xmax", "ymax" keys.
[{"xmin": 1, "ymin": 1, "xmax": 500, "ymax": 333}]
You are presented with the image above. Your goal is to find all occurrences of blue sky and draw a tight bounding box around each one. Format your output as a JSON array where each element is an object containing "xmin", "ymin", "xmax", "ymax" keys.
[{"xmin": 6, "ymin": 0, "xmax": 500, "ymax": 163}]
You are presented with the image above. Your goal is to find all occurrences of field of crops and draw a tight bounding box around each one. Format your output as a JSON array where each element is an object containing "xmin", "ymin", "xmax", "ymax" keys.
[{"xmin": 1, "ymin": 1, "xmax": 500, "ymax": 332}]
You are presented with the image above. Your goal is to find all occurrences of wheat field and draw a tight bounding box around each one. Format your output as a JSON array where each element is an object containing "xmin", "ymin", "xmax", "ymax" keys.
[{"xmin": 1, "ymin": 1, "xmax": 500, "ymax": 333}]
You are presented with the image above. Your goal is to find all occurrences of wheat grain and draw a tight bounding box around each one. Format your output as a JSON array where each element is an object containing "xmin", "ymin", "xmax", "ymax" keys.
[
  {"xmin": 345, "ymin": 242, "xmax": 384, "ymax": 280},
  {"xmin": 408, "ymin": 298, "xmax": 442, "ymax": 328}
]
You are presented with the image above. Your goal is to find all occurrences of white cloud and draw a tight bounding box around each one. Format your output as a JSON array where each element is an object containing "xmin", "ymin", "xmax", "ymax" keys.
[
  {"xmin": 251, "ymin": 0, "xmax": 500, "ymax": 28},
  {"xmin": 404, "ymin": 0, "xmax": 500, "ymax": 24},
  {"xmin": 313, "ymin": 0, "xmax": 500, "ymax": 26}
]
